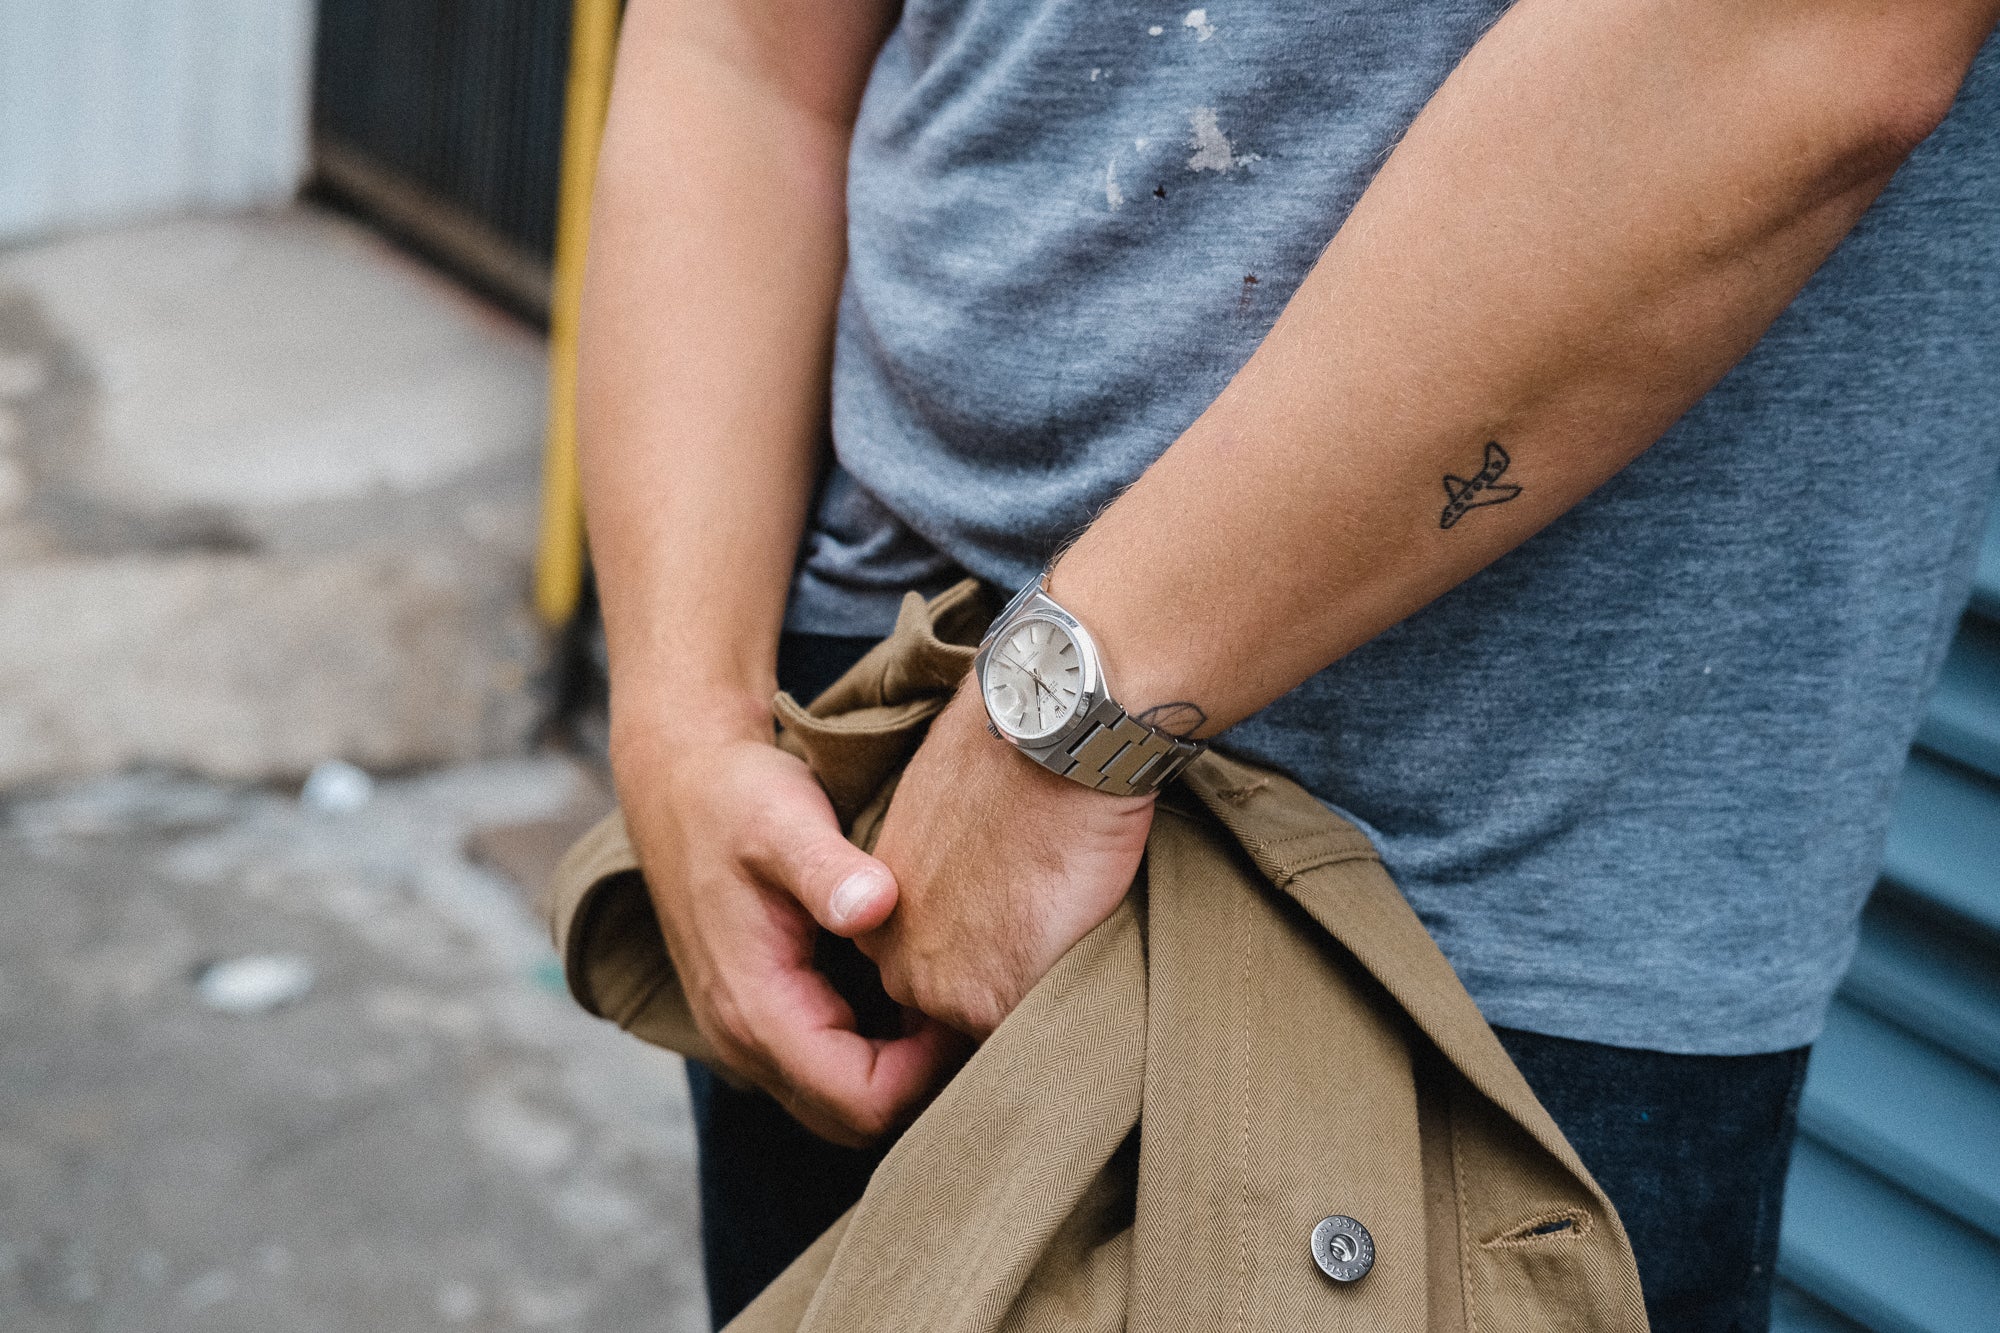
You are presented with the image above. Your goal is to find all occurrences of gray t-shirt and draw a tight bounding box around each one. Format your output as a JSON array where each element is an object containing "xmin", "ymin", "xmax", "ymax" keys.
[{"xmin": 786, "ymin": 1, "xmax": 2000, "ymax": 1054}]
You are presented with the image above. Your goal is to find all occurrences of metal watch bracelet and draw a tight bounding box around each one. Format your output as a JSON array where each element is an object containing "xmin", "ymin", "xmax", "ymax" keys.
[
  {"xmin": 1023, "ymin": 694, "xmax": 1205, "ymax": 797},
  {"xmin": 975, "ymin": 575, "xmax": 1205, "ymax": 798}
]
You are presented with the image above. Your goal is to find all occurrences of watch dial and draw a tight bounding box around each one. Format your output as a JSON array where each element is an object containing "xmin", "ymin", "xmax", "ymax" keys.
[{"xmin": 985, "ymin": 617, "xmax": 1084, "ymax": 740}]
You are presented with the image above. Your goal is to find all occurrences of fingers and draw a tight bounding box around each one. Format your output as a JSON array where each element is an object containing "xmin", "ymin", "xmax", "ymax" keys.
[
  {"xmin": 625, "ymin": 738, "xmax": 945, "ymax": 1145},
  {"xmin": 738, "ymin": 964, "xmax": 965, "ymax": 1146},
  {"xmin": 742, "ymin": 791, "xmax": 899, "ymax": 937},
  {"xmin": 858, "ymin": 924, "xmax": 1011, "ymax": 1042}
]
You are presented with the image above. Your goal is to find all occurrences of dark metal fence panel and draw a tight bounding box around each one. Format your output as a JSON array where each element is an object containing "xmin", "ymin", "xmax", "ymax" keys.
[{"xmin": 312, "ymin": 0, "xmax": 570, "ymax": 313}]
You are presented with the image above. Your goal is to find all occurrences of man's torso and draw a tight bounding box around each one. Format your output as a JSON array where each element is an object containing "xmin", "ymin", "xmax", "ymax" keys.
[{"xmin": 785, "ymin": 0, "xmax": 2000, "ymax": 1053}]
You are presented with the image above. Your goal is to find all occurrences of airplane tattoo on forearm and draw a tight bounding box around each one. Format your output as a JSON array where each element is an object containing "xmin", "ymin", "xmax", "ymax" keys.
[{"xmin": 1439, "ymin": 441, "xmax": 1523, "ymax": 530}]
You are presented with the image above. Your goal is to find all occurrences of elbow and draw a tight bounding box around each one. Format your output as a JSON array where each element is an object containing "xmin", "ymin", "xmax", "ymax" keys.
[
  {"xmin": 1849, "ymin": 71, "xmax": 1963, "ymax": 172},
  {"xmin": 1806, "ymin": 9, "xmax": 1989, "ymax": 185}
]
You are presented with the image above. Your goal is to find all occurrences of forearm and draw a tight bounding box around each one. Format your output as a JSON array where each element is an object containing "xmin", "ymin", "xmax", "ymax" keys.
[
  {"xmin": 578, "ymin": 0, "xmax": 892, "ymax": 752},
  {"xmin": 1055, "ymin": 0, "xmax": 1996, "ymax": 735},
  {"xmin": 573, "ymin": 2, "xmax": 966, "ymax": 1140}
]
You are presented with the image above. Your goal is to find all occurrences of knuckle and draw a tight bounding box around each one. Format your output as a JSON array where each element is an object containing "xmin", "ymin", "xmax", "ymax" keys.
[
  {"xmin": 938, "ymin": 998, "xmax": 982, "ymax": 1038},
  {"xmin": 744, "ymin": 807, "xmax": 834, "ymax": 889},
  {"xmin": 773, "ymin": 1077, "xmax": 890, "ymax": 1147},
  {"xmin": 766, "ymin": 1085, "xmax": 847, "ymax": 1145},
  {"xmin": 695, "ymin": 989, "xmax": 761, "ymax": 1066},
  {"xmin": 878, "ymin": 963, "xmax": 917, "ymax": 1011},
  {"xmin": 967, "ymin": 997, "xmax": 1006, "ymax": 1038},
  {"xmin": 784, "ymin": 836, "xmax": 840, "ymax": 888},
  {"xmin": 932, "ymin": 978, "xmax": 1002, "ymax": 1039},
  {"xmin": 828, "ymin": 1097, "xmax": 895, "ymax": 1144},
  {"xmin": 854, "ymin": 1107, "xmax": 899, "ymax": 1143}
]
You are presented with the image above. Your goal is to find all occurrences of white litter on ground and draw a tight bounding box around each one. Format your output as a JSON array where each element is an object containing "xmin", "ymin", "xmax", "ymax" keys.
[
  {"xmin": 301, "ymin": 759, "xmax": 375, "ymax": 814},
  {"xmin": 195, "ymin": 954, "xmax": 317, "ymax": 1014}
]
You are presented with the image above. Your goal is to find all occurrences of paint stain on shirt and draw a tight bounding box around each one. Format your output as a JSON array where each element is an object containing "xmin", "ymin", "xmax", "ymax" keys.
[{"xmin": 1186, "ymin": 107, "xmax": 1257, "ymax": 172}]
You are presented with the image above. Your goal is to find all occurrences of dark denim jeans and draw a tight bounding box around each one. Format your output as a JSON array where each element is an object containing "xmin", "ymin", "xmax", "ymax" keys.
[{"xmin": 685, "ymin": 631, "xmax": 1812, "ymax": 1332}]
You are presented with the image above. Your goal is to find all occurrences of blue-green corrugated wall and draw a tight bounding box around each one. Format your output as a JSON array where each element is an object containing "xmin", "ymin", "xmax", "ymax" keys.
[{"xmin": 1773, "ymin": 505, "xmax": 2000, "ymax": 1332}]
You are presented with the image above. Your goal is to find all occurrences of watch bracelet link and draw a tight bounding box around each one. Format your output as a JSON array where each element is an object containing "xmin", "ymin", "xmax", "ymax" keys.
[
  {"xmin": 979, "ymin": 569, "xmax": 1207, "ymax": 798},
  {"xmin": 1024, "ymin": 694, "xmax": 1204, "ymax": 797}
]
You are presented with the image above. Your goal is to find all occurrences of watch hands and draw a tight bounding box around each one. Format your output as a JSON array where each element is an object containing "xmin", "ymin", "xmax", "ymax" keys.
[{"xmin": 997, "ymin": 651, "xmax": 1062, "ymax": 703}]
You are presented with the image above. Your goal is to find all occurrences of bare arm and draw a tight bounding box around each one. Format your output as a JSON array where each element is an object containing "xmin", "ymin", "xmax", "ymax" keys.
[
  {"xmin": 581, "ymin": 0, "xmax": 885, "ymax": 739},
  {"xmin": 866, "ymin": 0, "xmax": 2000, "ymax": 1035},
  {"xmin": 1055, "ymin": 0, "xmax": 2000, "ymax": 733},
  {"xmin": 579, "ymin": 0, "xmax": 957, "ymax": 1145}
]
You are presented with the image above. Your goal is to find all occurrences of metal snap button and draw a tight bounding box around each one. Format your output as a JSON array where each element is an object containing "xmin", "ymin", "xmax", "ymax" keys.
[{"xmin": 1311, "ymin": 1215, "xmax": 1374, "ymax": 1283}]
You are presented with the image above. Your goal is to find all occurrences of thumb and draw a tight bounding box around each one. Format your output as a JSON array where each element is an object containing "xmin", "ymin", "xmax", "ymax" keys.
[{"xmin": 749, "ymin": 810, "xmax": 899, "ymax": 937}]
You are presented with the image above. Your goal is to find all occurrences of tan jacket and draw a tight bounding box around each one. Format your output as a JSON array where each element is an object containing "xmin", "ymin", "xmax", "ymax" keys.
[{"xmin": 549, "ymin": 581, "xmax": 1648, "ymax": 1332}]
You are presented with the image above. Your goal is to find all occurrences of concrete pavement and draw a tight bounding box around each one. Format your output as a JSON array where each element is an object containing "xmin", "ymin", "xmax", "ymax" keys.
[
  {"xmin": 0, "ymin": 206, "xmax": 710, "ymax": 1332},
  {"xmin": 0, "ymin": 208, "xmax": 550, "ymax": 789},
  {"xmin": 0, "ymin": 759, "xmax": 708, "ymax": 1333}
]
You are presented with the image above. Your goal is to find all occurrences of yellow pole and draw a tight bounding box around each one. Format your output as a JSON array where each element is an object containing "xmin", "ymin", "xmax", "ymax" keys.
[{"xmin": 534, "ymin": 0, "xmax": 621, "ymax": 627}]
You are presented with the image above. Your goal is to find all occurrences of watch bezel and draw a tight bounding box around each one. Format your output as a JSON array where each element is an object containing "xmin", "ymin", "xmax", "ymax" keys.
[{"xmin": 975, "ymin": 595, "xmax": 1105, "ymax": 749}]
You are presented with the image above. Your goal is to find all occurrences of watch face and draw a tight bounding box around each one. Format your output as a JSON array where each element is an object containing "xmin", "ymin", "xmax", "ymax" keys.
[{"xmin": 984, "ymin": 615, "xmax": 1085, "ymax": 741}]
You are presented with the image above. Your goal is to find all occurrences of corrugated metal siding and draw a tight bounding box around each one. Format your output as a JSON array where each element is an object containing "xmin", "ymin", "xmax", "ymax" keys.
[
  {"xmin": 0, "ymin": 0, "xmax": 316, "ymax": 244},
  {"xmin": 1774, "ymin": 504, "xmax": 2000, "ymax": 1332},
  {"xmin": 312, "ymin": 0, "xmax": 570, "ymax": 262}
]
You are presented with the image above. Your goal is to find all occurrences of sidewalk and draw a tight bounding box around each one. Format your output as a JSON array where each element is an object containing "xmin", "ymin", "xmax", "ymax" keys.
[
  {"xmin": 1, "ymin": 763, "xmax": 706, "ymax": 1333},
  {"xmin": 0, "ymin": 208, "xmax": 707, "ymax": 1332},
  {"xmin": 0, "ymin": 207, "xmax": 549, "ymax": 787}
]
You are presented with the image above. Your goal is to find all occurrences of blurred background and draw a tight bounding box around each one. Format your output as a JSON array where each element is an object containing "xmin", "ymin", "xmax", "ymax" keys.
[
  {"xmin": 0, "ymin": 4, "xmax": 1995, "ymax": 1332},
  {"xmin": 1, "ymin": 4, "xmax": 703, "ymax": 1331}
]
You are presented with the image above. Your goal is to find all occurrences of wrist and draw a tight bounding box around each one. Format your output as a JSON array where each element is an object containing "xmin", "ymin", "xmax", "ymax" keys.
[
  {"xmin": 968, "ymin": 578, "xmax": 1202, "ymax": 798},
  {"xmin": 1039, "ymin": 554, "xmax": 1220, "ymax": 743},
  {"xmin": 942, "ymin": 684, "xmax": 1155, "ymax": 809},
  {"xmin": 608, "ymin": 677, "xmax": 775, "ymax": 776}
]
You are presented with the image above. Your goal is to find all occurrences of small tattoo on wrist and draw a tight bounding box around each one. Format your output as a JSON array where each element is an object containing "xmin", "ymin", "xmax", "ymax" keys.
[
  {"xmin": 1440, "ymin": 441, "xmax": 1523, "ymax": 530},
  {"xmin": 1136, "ymin": 702, "xmax": 1208, "ymax": 738}
]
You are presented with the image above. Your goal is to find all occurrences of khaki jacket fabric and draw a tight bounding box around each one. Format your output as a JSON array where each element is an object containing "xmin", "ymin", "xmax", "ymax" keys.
[{"xmin": 548, "ymin": 580, "xmax": 1649, "ymax": 1332}]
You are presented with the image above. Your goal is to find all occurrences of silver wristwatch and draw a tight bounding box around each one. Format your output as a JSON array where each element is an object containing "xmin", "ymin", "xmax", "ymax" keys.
[{"xmin": 973, "ymin": 573, "xmax": 1205, "ymax": 797}]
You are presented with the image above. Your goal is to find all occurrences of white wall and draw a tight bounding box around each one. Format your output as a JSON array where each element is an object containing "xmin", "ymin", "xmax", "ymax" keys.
[{"xmin": 0, "ymin": 1, "xmax": 317, "ymax": 244}]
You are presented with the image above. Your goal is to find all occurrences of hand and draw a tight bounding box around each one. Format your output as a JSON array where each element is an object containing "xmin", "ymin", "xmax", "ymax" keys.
[
  {"xmin": 858, "ymin": 687, "xmax": 1155, "ymax": 1038},
  {"xmin": 612, "ymin": 710, "xmax": 965, "ymax": 1146}
]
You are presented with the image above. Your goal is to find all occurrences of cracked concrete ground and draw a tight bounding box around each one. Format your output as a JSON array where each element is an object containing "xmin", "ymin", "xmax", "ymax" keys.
[
  {"xmin": 0, "ymin": 759, "xmax": 707, "ymax": 1333},
  {"xmin": 0, "ymin": 208, "xmax": 549, "ymax": 789},
  {"xmin": 0, "ymin": 206, "xmax": 708, "ymax": 1331}
]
